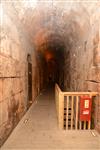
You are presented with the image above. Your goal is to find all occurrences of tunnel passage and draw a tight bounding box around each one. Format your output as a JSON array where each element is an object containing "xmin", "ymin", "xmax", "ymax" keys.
[
  {"xmin": 32, "ymin": 4, "xmax": 91, "ymax": 90},
  {"xmin": 0, "ymin": 0, "xmax": 100, "ymax": 147},
  {"xmin": 2, "ymin": 0, "xmax": 99, "ymax": 92},
  {"xmin": 35, "ymin": 31, "xmax": 66, "ymax": 88}
]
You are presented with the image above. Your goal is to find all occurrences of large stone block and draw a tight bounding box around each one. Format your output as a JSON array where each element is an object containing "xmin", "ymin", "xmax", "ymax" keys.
[
  {"xmin": 0, "ymin": 100, "xmax": 8, "ymax": 126},
  {"xmin": 0, "ymin": 80, "xmax": 3, "ymax": 102}
]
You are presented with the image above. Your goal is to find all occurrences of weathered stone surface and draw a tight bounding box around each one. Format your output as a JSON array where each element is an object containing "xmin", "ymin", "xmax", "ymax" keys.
[
  {"xmin": 0, "ymin": 3, "xmax": 41, "ymax": 146},
  {"xmin": 0, "ymin": 0, "xmax": 100, "ymax": 146}
]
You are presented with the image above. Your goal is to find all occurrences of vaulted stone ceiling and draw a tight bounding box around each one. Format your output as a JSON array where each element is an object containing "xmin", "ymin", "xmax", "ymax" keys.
[{"xmin": 2, "ymin": 0, "xmax": 100, "ymax": 64}]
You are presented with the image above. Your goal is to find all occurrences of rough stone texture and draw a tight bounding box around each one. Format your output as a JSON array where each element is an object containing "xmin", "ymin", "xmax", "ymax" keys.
[
  {"xmin": 0, "ymin": 0, "xmax": 100, "ymax": 146},
  {"xmin": 0, "ymin": 3, "xmax": 43, "ymax": 146}
]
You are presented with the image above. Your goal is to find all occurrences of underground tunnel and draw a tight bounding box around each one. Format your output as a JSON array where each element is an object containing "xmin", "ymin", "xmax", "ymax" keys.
[{"xmin": 0, "ymin": 0, "xmax": 100, "ymax": 148}]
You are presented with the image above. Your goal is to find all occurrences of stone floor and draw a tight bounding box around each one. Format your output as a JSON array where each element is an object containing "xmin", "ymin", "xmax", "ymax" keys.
[{"xmin": 1, "ymin": 86, "xmax": 100, "ymax": 150}]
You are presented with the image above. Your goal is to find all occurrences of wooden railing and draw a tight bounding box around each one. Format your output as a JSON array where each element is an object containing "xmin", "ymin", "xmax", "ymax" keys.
[{"xmin": 55, "ymin": 84, "xmax": 98, "ymax": 130}]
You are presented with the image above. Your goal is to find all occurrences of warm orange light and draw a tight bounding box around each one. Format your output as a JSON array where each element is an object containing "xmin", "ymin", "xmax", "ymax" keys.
[{"xmin": 44, "ymin": 50, "xmax": 54, "ymax": 61}]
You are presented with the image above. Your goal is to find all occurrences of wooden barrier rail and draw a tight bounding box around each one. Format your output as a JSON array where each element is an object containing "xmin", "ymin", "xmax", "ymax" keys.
[{"xmin": 55, "ymin": 84, "xmax": 98, "ymax": 130}]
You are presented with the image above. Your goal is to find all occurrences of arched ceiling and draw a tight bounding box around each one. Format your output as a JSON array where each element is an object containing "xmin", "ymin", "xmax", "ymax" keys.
[{"xmin": 2, "ymin": 0, "xmax": 100, "ymax": 65}]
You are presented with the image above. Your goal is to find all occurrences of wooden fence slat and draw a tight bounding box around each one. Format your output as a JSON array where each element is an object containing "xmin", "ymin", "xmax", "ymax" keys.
[
  {"xmin": 88, "ymin": 95, "xmax": 92, "ymax": 130},
  {"xmin": 63, "ymin": 92, "xmax": 98, "ymax": 96},
  {"xmin": 75, "ymin": 96, "xmax": 79, "ymax": 130},
  {"xmin": 71, "ymin": 96, "xmax": 74, "ymax": 129},
  {"xmin": 55, "ymin": 84, "xmax": 98, "ymax": 130},
  {"xmin": 88, "ymin": 121, "xmax": 91, "ymax": 130},
  {"xmin": 84, "ymin": 121, "xmax": 86, "ymax": 130},
  {"xmin": 66, "ymin": 96, "xmax": 69, "ymax": 129},
  {"xmin": 59, "ymin": 93, "xmax": 64, "ymax": 129}
]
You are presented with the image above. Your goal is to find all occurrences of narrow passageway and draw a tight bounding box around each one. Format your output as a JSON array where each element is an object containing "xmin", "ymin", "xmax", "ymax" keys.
[
  {"xmin": 0, "ymin": 0, "xmax": 100, "ymax": 149},
  {"xmin": 1, "ymin": 85, "xmax": 100, "ymax": 150}
]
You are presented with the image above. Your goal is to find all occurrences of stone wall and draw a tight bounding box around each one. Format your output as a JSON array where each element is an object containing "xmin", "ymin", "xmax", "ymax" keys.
[
  {"xmin": 0, "ymin": 2, "xmax": 100, "ymax": 145},
  {"xmin": 63, "ymin": 4, "xmax": 100, "ymax": 132},
  {"xmin": 0, "ymin": 4, "xmax": 41, "ymax": 146}
]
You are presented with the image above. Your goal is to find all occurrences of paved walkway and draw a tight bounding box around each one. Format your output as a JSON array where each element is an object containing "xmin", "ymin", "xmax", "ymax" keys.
[{"xmin": 1, "ymin": 86, "xmax": 100, "ymax": 150}]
